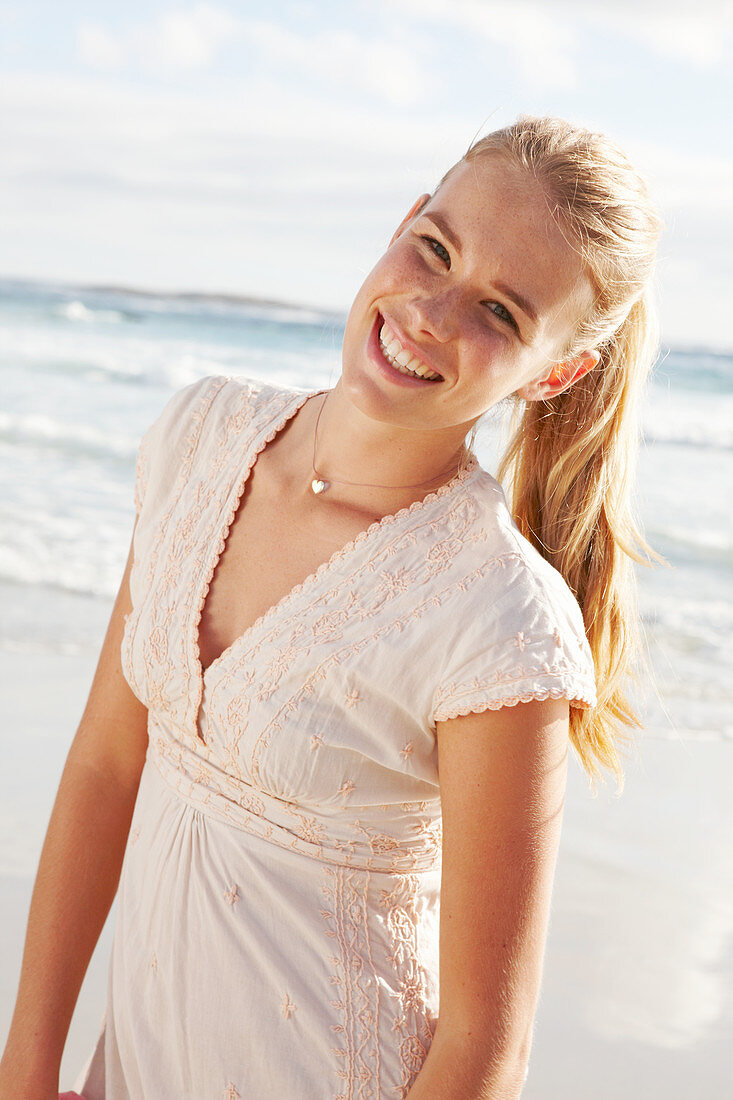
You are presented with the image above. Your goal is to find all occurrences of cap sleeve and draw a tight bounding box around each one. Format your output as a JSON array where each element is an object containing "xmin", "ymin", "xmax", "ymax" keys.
[
  {"xmin": 430, "ymin": 553, "xmax": 597, "ymax": 724},
  {"xmin": 132, "ymin": 375, "xmax": 229, "ymax": 517}
]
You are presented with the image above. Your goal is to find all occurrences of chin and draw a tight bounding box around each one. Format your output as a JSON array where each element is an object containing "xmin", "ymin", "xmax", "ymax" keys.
[{"xmin": 338, "ymin": 363, "xmax": 404, "ymax": 427}]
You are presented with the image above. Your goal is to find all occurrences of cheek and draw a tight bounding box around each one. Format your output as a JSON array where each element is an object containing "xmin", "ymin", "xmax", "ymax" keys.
[
  {"xmin": 464, "ymin": 326, "xmax": 513, "ymax": 375},
  {"xmin": 463, "ymin": 340, "xmax": 535, "ymax": 405}
]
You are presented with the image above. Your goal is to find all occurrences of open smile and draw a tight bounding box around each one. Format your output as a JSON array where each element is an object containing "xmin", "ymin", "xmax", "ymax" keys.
[{"xmin": 377, "ymin": 317, "xmax": 443, "ymax": 382}]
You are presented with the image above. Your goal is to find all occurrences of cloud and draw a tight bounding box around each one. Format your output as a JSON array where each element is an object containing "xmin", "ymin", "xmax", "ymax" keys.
[
  {"xmin": 78, "ymin": 24, "xmax": 125, "ymax": 71},
  {"xmin": 77, "ymin": 4, "xmax": 240, "ymax": 74},
  {"xmin": 388, "ymin": 0, "xmax": 579, "ymax": 90},
  {"xmin": 240, "ymin": 19, "xmax": 426, "ymax": 106},
  {"xmin": 138, "ymin": 4, "xmax": 239, "ymax": 70},
  {"xmin": 593, "ymin": 3, "xmax": 733, "ymax": 68},
  {"xmin": 387, "ymin": 0, "xmax": 733, "ymax": 76},
  {"xmin": 75, "ymin": 7, "xmax": 426, "ymax": 105}
]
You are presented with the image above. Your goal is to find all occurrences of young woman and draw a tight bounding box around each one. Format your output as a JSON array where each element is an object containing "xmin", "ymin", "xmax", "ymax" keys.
[{"xmin": 0, "ymin": 116, "xmax": 661, "ymax": 1099}]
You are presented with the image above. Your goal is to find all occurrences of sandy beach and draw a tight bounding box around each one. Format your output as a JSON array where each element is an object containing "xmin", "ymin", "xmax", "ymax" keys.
[{"xmin": 1, "ymin": 643, "xmax": 731, "ymax": 1096}]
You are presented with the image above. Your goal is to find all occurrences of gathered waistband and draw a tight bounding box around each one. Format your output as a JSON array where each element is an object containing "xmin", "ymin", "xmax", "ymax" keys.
[{"xmin": 147, "ymin": 734, "xmax": 442, "ymax": 876}]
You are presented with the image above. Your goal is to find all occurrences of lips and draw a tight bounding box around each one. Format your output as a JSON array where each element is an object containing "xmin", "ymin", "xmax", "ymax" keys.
[{"xmin": 377, "ymin": 319, "xmax": 443, "ymax": 382}]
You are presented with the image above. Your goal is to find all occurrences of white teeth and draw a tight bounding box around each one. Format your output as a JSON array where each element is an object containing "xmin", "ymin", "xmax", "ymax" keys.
[{"xmin": 378, "ymin": 321, "xmax": 441, "ymax": 382}]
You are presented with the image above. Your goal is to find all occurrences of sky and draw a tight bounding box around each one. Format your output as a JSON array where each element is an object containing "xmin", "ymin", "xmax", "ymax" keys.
[{"xmin": 1, "ymin": 0, "xmax": 732, "ymax": 348}]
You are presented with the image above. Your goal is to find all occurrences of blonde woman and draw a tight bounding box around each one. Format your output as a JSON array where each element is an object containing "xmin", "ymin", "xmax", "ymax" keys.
[{"xmin": 1, "ymin": 116, "xmax": 661, "ymax": 1099}]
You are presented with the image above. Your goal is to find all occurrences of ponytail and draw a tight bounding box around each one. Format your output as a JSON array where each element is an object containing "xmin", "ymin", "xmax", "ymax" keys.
[
  {"xmin": 438, "ymin": 116, "xmax": 664, "ymax": 786},
  {"xmin": 498, "ymin": 292, "xmax": 661, "ymax": 788}
]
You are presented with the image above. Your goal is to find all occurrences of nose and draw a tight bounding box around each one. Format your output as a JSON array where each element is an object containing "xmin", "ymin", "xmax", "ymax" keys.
[{"xmin": 405, "ymin": 286, "xmax": 461, "ymax": 343}]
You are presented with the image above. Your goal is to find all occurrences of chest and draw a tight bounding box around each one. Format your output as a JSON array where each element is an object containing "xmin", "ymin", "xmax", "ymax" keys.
[{"xmin": 196, "ymin": 465, "xmax": 381, "ymax": 673}]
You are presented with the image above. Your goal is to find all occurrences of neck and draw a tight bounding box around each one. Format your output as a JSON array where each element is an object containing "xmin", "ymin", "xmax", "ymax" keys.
[{"xmin": 307, "ymin": 381, "xmax": 471, "ymax": 501}]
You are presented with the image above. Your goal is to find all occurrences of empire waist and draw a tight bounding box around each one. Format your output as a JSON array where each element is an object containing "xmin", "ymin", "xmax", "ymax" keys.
[{"xmin": 147, "ymin": 725, "xmax": 443, "ymax": 875}]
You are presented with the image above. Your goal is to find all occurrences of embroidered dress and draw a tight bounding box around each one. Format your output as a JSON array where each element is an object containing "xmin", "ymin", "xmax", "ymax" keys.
[{"xmin": 75, "ymin": 375, "xmax": 596, "ymax": 1100}]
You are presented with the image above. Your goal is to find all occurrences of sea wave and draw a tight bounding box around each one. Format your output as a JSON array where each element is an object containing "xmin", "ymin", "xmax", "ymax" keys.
[
  {"xmin": 0, "ymin": 410, "xmax": 138, "ymax": 461},
  {"xmin": 654, "ymin": 526, "xmax": 733, "ymax": 556},
  {"xmin": 0, "ymin": 543, "xmax": 122, "ymax": 600},
  {"xmin": 642, "ymin": 424, "xmax": 733, "ymax": 451},
  {"xmin": 55, "ymin": 300, "xmax": 131, "ymax": 325},
  {"xmin": 0, "ymin": 322, "xmax": 334, "ymax": 391}
]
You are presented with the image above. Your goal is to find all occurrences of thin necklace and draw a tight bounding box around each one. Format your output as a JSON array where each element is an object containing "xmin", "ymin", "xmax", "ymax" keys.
[{"xmin": 309, "ymin": 392, "xmax": 468, "ymax": 495}]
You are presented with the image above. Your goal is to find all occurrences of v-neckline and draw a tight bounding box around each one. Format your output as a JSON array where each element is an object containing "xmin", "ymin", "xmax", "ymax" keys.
[{"xmin": 189, "ymin": 381, "xmax": 479, "ymax": 742}]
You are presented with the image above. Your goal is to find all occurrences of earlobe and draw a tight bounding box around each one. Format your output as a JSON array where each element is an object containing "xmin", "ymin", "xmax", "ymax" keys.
[{"xmin": 389, "ymin": 193, "xmax": 431, "ymax": 246}]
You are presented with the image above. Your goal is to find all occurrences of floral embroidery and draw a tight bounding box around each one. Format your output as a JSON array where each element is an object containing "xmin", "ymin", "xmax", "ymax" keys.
[
  {"xmin": 294, "ymin": 814, "xmax": 327, "ymax": 847},
  {"xmin": 432, "ymin": 660, "xmax": 595, "ymax": 722},
  {"xmin": 321, "ymin": 867, "xmax": 381, "ymax": 1099},
  {"xmin": 150, "ymin": 952, "xmax": 158, "ymax": 973},
  {"xmin": 380, "ymin": 878, "xmax": 434, "ymax": 1096},
  {"xmin": 399, "ymin": 742, "xmax": 414, "ymax": 762},
  {"xmin": 515, "ymin": 631, "xmax": 526, "ymax": 651},
  {"xmin": 377, "ymin": 568, "xmax": 411, "ymax": 598},
  {"xmin": 344, "ymin": 689, "xmax": 360, "ymax": 710},
  {"xmin": 223, "ymin": 1083, "xmax": 240, "ymax": 1100},
  {"xmin": 338, "ymin": 780, "xmax": 356, "ymax": 799},
  {"xmin": 310, "ymin": 733, "xmax": 324, "ymax": 751},
  {"xmin": 312, "ymin": 609, "xmax": 351, "ymax": 642},
  {"xmin": 241, "ymin": 791, "xmax": 265, "ymax": 816},
  {"xmin": 223, "ymin": 883, "xmax": 239, "ymax": 906},
  {"xmin": 425, "ymin": 535, "xmax": 465, "ymax": 575},
  {"xmin": 281, "ymin": 994, "xmax": 297, "ymax": 1019}
]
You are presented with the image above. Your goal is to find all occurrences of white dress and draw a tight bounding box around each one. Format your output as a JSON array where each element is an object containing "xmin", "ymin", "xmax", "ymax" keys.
[{"xmin": 75, "ymin": 375, "xmax": 596, "ymax": 1099}]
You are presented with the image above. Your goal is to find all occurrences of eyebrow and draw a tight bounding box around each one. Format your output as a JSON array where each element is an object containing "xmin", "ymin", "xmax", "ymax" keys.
[{"xmin": 421, "ymin": 211, "xmax": 540, "ymax": 327}]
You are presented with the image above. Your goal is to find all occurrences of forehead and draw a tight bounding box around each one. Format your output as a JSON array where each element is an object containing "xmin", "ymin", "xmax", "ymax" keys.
[{"xmin": 427, "ymin": 156, "xmax": 592, "ymax": 337}]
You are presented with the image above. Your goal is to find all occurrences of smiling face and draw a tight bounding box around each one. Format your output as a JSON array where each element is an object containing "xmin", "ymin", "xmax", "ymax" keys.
[{"xmin": 340, "ymin": 154, "xmax": 598, "ymax": 438}]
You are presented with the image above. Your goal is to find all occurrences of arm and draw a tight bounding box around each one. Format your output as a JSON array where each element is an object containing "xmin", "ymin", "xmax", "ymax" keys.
[
  {"xmin": 0, "ymin": 534, "xmax": 149, "ymax": 1097},
  {"xmin": 406, "ymin": 698, "xmax": 570, "ymax": 1100}
]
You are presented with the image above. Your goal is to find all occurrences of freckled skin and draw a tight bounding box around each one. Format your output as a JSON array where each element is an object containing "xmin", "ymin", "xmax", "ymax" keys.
[{"xmin": 339, "ymin": 155, "xmax": 595, "ymax": 445}]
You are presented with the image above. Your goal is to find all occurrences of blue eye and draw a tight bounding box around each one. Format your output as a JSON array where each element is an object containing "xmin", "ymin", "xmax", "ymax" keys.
[
  {"xmin": 487, "ymin": 301, "xmax": 518, "ymax": 330},
  {"xmin": 420, "ymin": 235, "xmax": 451, "ymax": 268}
]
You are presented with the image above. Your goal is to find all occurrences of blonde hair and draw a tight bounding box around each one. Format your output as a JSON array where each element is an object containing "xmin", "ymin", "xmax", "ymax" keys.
[{"xmin": 447, "ymin": 116, "xmax": 663, "ymax": 789}]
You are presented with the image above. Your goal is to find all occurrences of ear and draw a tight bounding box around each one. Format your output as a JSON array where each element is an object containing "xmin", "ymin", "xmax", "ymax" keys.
[
  {"xmin": 519, "ymin": 348, "xmax": 601, "ymax": 402},
  {"xmin": 389, "ymin": 193, "xmax": 431, "ymax": 247}
]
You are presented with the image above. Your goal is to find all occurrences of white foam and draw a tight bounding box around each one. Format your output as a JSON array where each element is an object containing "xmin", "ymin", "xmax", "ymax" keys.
[
  {"xmin": 642, "ymin": 389, "xmax": 733, "ymax": 450},
  {"xmin": 56, "ymin": 299, "xmax": 126, "ymax": 324},
  {"xmin": 0, "ymin": 410, "xmax": 138, "ymax": 459}
]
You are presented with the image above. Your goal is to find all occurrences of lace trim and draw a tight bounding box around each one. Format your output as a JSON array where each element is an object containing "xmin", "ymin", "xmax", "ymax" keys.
[
  {"xmin": 433, "ymin": 682, "xmax": 597, "ymax": 722},
  {"xmin": 190, "ymin": 383, "xmax": 315, "ymax": 737},
  {"xmin": 209, "ymin": 435, "xmax": 477, "ymax": 674},
  {"xmin": 190, "ymin": 380, "xmax": 480, "ymax": 738},
  {"xmin": 122, "ymin": 376, "xmax": 228, "ymax": 705},
  {"xmin": 133, "ymin": 435, "xmax": 149, "ymax": 514}
]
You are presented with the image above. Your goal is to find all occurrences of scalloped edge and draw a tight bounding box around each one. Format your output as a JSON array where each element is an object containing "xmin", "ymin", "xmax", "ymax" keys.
[
  {"xmin": 193, "ymin": 385, "xmax": 481, "ymax": 693},
  {"xmin": 433, "ymin": 683, "xmax": 597, "ymax": 722},
  {"xmin": 190, "ymin": 384, "xmax": 311, "ymax": 703}
]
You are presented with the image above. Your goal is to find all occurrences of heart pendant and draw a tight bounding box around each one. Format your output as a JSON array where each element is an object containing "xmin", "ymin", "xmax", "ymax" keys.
[{"xmin": 311, "ymin": 478, "xmax": 330, "ymax": 495}]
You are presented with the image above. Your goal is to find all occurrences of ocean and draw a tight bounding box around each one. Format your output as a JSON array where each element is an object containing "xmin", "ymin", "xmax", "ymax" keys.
[{"xmin": 1, "ymin": 275, "xmax": 731, "ymax": 874}]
